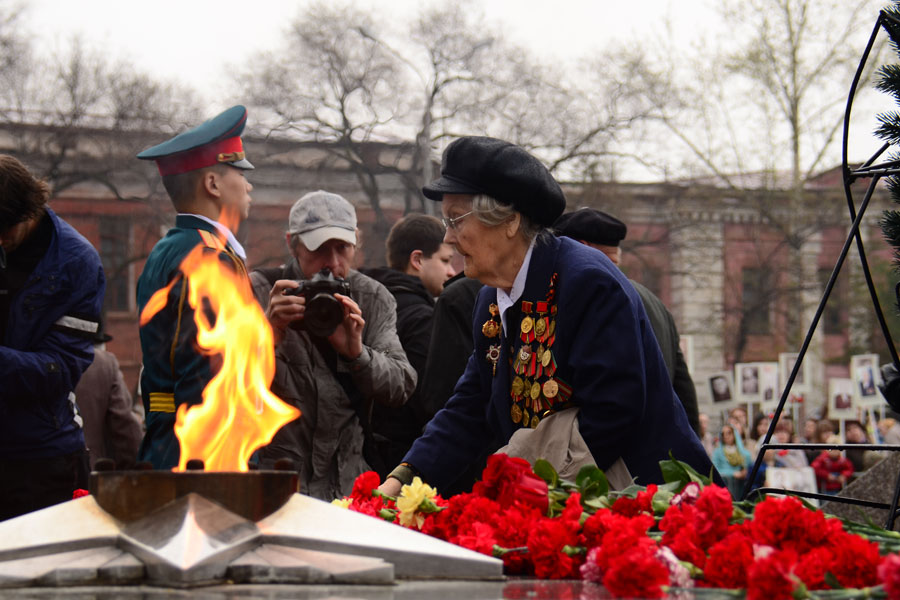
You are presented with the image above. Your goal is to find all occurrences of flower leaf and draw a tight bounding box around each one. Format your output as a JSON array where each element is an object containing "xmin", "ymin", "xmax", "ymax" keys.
[
  {"xmin": 533, "ymin": 459, "xmax": 559, "ymax": 488},
  {"xmin": 823, "ymin": 572, "xmax": 844, "ymax": 590},
  {"xmin": 660, "ymin": 452, "xmax": 710, "ymax": 489}
]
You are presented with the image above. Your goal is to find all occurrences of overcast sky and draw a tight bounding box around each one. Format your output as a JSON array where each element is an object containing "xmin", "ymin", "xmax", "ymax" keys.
[
  {"xmin": 18, "ymin": 0, "xmax": 890, "ymax": 175},
  {"xmin": 22, "ymin": 0, "xmax": 716, "ymax": 108}
]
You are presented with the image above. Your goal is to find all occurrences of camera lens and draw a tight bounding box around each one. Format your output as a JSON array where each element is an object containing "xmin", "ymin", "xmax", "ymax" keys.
[{"xmin": 304, "ymin": 293, "xmax": 344, "ymax": 337}]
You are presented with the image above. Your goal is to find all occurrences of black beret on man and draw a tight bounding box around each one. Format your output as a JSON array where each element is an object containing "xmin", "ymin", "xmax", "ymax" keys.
[
  {"xmin": 554, "ymin": 208, "xmax": 627, "ymax": 247},
  {"xmin": 422, "ymin": 136, "xmax": 566, "ymax": 227}
]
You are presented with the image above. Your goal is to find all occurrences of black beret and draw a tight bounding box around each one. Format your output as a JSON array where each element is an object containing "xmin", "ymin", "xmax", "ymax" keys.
[
  {"xmin": 422, "ymin": 136, "xmax": 566, "ymax": 227},
  {"xmin": 553, "ymin": 208, "xmax": 627, "ymax": 246}
]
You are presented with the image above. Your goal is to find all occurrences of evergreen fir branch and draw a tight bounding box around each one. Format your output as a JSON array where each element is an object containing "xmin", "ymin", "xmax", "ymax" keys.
[
  {"xmin": 882, "ymin": 4, "xmax": 900, "ymax": 51},
  {"xmin": 876, "ymin": 64, "xmax": 900, "ymax": 104},
  {"xmin": 874, "ymin": 112, "xmax": 900, "ymax": 145}
]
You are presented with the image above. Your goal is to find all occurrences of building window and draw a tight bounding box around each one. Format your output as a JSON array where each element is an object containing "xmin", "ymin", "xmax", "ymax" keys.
[
  {"xmin": 99, "ymin": 217, "xmax": 131, "ymax": 313},
  {"xmin": 819, "ymin": 267, "xmax": 846, "ymax": 335},
  {"xmin": 743, "ymin": 267, "xmax": 770, "ymax": 335}
]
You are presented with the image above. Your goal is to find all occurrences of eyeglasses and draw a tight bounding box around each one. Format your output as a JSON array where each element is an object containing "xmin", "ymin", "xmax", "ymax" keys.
[{"xmin": 441, "ymin": 209, "xmax": 475, "ymax": 231}]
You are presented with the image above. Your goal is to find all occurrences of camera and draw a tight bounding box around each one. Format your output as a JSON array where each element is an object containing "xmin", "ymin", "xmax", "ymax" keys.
[{"xmin": 285, "ymin": 269, "xmax": 352, "ymax": 337}]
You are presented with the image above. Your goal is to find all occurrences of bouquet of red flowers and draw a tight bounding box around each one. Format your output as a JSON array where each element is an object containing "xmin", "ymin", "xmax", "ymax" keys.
[{"xmin": 335, "ymin": 454, "xmax": 900, "ymax": 599}]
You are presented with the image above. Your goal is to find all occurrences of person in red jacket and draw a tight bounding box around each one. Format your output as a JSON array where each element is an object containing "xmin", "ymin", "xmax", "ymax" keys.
[{"xmin": 812, "ymin": 435, "xmax": 854, "ymax": 494}]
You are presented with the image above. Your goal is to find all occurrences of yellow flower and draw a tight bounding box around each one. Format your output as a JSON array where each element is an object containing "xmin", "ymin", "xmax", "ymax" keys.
[
  {"xmin": 331, "ymin": 497, "xmax": 353, "ymax": 509},
  {"xmin": 396, "ymin": 477, "xmax": 437, "ymax": 529}
]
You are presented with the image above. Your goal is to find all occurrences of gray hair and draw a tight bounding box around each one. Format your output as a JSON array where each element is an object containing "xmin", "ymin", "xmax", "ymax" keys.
[{"xmin": 471, "ymin": 194, "xmax": 543, "ymax": 242}]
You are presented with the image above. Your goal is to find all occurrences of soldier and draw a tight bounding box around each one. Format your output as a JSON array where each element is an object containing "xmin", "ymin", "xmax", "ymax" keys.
[{"xmin": 135, "ymin": 105, "xmax": 254, "ymax": 469}]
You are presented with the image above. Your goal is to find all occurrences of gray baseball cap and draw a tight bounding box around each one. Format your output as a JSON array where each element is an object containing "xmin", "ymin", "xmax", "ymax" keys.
[{"xmin": 288, "ymin": 190, "xmax": 357, "ymax": 251}]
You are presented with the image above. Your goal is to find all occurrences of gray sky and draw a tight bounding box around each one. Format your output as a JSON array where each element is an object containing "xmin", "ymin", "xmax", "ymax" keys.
[
  {"xmin": 19, "ymin": 0, "xmax": 890, "ymax": 177},
  {"xmin": 23, "ymin": 0, "xmax": 715, "ymax": 107}
]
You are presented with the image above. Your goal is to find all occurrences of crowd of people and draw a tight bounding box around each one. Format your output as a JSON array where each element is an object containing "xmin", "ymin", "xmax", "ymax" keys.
[
  {"xmin": 697, "ymin": 403, "xmax": 900, "ymax": 498},
  {"xmin": 2, "ymin": 104, "xmax": 896, "ymax": 520}
]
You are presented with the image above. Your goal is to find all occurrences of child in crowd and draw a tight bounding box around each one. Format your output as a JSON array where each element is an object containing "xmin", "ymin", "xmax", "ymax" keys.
[{"xmin": 811, "ymin": 435, "xmax": 854, "ymax": 495}]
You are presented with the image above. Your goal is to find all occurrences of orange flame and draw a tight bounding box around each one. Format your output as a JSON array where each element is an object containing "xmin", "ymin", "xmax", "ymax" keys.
[{"xmin": 141, "ymin": 242, "xmax": 300, "ymax": 471}]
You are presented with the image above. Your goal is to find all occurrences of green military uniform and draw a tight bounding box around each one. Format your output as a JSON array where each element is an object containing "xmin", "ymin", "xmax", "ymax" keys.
[
  {"xmin": 135, "ymin": 105, "xmax": 254, "ymax": 469},
  {"xmin": 136, "ymin": 216, "xmax": 246, "ymax": 468}
]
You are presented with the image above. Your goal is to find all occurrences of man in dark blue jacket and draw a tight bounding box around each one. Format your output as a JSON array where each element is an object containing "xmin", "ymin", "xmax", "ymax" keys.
[{"xmin": 0, "ymin": 154, "xmax": 104, "ymax": 520}]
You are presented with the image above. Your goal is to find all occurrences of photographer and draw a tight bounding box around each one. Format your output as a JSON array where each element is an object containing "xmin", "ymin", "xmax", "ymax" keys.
[{"xmin": 250, "ymin": 191, "xmax": 416, "ymax": 500}]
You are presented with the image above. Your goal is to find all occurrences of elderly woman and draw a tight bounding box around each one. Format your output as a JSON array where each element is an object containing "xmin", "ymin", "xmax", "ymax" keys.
[{"xmin": 378, "ymin": 136, "xmax": 717, "ymax": 496}]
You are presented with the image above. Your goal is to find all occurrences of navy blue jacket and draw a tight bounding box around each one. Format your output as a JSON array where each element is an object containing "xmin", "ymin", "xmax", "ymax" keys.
[
  {"xmin": 405, "ymin": 235, "xmax": 717, "ymax": 489},
  {"xmin": 0, "ymin": 208, "xmax": 104, "ymax": 458}
]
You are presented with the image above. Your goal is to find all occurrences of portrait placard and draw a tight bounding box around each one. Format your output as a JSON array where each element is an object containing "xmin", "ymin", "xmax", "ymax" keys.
[
  {"xmin": 764, "ymin": 467, "xmax": 819, "ymax": 506},
  {"xmin": 828, "ymin": 377, "xmax": 856, "ymax": 420},
  {"xmin": 759, "ymin": 362, "xmax": 780, "ymax": 412},
  {"xmin": 735, "ymin": 362, "xmax": 762, "ymax": 404},
  {"xmin": 708, "ymin": 371, "xmax": 735, "ymax": 409},
  {"xmin": 851, "ymin": 354, "xmax": 882, "ymax": 408}
]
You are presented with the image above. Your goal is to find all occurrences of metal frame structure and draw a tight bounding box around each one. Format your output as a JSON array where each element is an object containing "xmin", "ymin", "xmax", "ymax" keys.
[{"xmin": 743, "ymin": 9, "xmax": 900, "ymax": 529}]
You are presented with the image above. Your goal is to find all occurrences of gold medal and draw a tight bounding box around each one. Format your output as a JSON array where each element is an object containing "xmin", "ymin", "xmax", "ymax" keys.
[
  {"xmin": 530, "ymin": 414, "xmax": 540, "ymax": 429},
  {"xmin": 543, "ymin": 378, "xmax": 559, "ymax": 398},
  {"xmin": 530, "ymin": 381, "xmax": 541, "ymax": 400},
  {"xmin": 520, "ymin": 316, "xmax": 534, "ymax": 334},
  {"xmin": 522, "ymin": 407, "xmax": 530, "ymax": 425},
  {"xmin": 511, "ymin": 376, "xmax": 525, "ymax": 397},
  {"xmin": 541, "ymin": 349, "xmax": 552, "ymax": 368},
  {"xmin": 548, "ymin": 320, "xmax": 556, "ymax": 337},
  {"xmin": 534, "ymin": 318, "xmax": 547, "ymax": 337},
  {"xmin": 518, "ymin": 345, "xmax": 532, "ymax": 362},
  {"xmin": 510, "ymin": 403, "xmax": 523, "ymax": 423},
  {"xmin": 482, "ymin": 320, "xmax": 500, "ymax": 338}
]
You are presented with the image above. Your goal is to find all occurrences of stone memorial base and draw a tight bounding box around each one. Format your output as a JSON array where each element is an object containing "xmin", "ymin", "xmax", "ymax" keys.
[{"xmin": 0, "ymin": 490, "xmax": 502, "ymax": 588}]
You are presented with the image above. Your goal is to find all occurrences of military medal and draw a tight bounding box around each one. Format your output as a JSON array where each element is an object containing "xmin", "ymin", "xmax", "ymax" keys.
[
  {"xmin": 530, "ymin": 414, "xmax": 540, "ymax": 429},
  {"xmin": 530, "ymin": 381, "xmax": 541, "ymax": 400},
  {"xmin": 510, "ymin": 403, "xmax": 523, "ymax": 424},
  {"xmin": 511, "ymin": 376, "xmax": 525, "ymax": 397},
  {"xmin": 522, "ymin": 407, "xmax": 531, "ymax": 426},
  {"xmin": 486, "ymin": 344, "xmax": 501, "ymax": 376},
  {"xmin": 543, "ymin": 378, "xmax": 559, "ymax": 398},
  {"xmin": 482, "ymin": 303, "xmax": 501, "ymax": 339},
  {"xmin": 541, "ymin": 348, "xmax": 552, "ymax": 368},
  {"xmin": 534, "ymin": 317, "xmax": 547, "ymax": 338},
  {"xmin": 520, "ymin": 316, "xmax": 533, "ymax": 334},
  {"xmin": 482, "ymin": 319, "xmax": 500, "ymax": 338}
]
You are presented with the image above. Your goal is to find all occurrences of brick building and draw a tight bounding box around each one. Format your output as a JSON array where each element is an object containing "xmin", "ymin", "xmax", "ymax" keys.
[{"xmin": 3, "ymin": 122, "xmax": 895, "ymax": 420}]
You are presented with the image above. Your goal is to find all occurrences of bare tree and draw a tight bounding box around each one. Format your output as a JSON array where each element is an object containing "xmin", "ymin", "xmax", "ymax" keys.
[{"xmin": 611, "ymin": 0, "xmax": 887, "ymax": 373}]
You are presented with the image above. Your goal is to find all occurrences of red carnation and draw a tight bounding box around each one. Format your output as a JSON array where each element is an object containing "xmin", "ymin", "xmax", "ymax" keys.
[
  {"xmin": 821, "ymin": 529, "xmax": 883, "ymax": 589},
  {"xmin": 72, "ymin": 488, "xmax": 89, "ymax": 499},
  {"xmin": 694, "ymin": 484, "xmax": 732, "ymax": 547},
  {"xmin": 350, "ymin": 470, "xmax": 381, "ymax": 501},
  {"xmin": 749, "ymin": 496, "xmax": 830, "ymax": 555},
  {"xmin": 495, "ymin": 502, "xmax": 542, "ymax": 574},
  {"xmin": 665, "ymin": 527, "xmax": 707, "ymax": 569},
  {"xmin": 526, "ymin": 516, "xmax": 582, "ymax": 579},
  {"xmin": 453, "ymin": 521, "xmax": 498, "ymax": 556},
  {"xmin": 611, "ymin": 484, "xmax": 657, "ymax": 517},
  {"xmin": 602, "ymin": 543, "xmax": 669, "ymax": 599},
  {"xmin": 878, "ymin": 553, "xmax": 900, "ymax": 600},
  {"xmin": 746, "ymin": 550, "xmax": 799, "ymax": 600},
  {"xmin": 701, "ymin": 532, "xmax": 754, "ymax": 589},
  {"xmin": 474, "ymin": 453, "xmax": 549, "ymax": 512},
  {"xmin": 348, "ymin": 494, "xmax": 386, "ymax": 518}
]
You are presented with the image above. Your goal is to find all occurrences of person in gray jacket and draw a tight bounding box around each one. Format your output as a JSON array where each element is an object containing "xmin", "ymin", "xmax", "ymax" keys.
[
  {"xmin": 554, "ymin": 208, "xmax": 700, "ymax": 435},
  {"xmin": 251, "ymin": 190, "xmax": 416, "ymax": 500}
]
